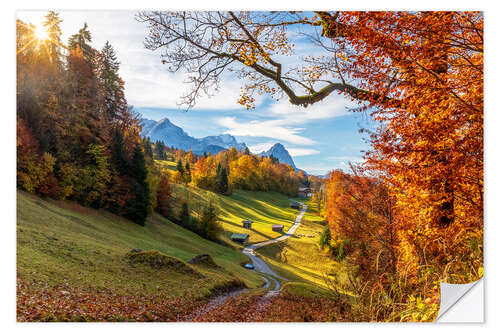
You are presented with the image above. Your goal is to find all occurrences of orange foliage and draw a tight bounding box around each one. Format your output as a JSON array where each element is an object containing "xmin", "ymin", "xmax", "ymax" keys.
[{"xmin": 324, "ymin": 12, "xmax": 483, "ymax": 283}]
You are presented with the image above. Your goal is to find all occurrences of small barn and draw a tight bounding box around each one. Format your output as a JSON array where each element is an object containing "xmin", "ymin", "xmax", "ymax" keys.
[
  {"xmin": 231, "ymin": 233, "xmax": 249, "ymax": 245},
  {"xmin": 242, "ymin": 220, "xmax": 253, "ymax": 229},
  {"xmin": 290, "ymin": 201, "xmax": 301, "ymax": 209},
  {"xmin": 272, "ymin": 224, "xmax": 284, "ymax": 232},
  {"xmin": 297, "ymin": 187, "xmax": 311, "ymax": 198}
]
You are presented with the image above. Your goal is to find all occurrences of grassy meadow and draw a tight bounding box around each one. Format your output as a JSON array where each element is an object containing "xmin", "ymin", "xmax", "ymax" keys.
[
  {"xmin": 255, "ymin": 199, "xmax": 349, "ymax": 292},
  {"xmin": 170, "ymin": 184, "xmax": 300, "ymax": 246},
  {"xmin": 154, "ymin": 159, "xmax": 178, "ymax": 172},
  {"xmin": 17, "ymin": 190, "xmax": 264, "ymax": 299}
]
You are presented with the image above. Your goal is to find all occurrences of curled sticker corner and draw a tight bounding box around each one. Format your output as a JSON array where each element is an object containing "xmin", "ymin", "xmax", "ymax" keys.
[{"xmin": 435, "ymin": 277, "xmax": 483, "ymax": 322}]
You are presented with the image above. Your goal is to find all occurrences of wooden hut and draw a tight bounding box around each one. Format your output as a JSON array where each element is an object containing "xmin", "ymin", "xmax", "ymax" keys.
[
  {"xmin": 297, "ymin": 187, "xmax": 311, "ymax": 198},
  {"xmin": 290, "ymin": 201, "xmax": 301, "ymax": 209},
  {"xmin": 272, "ymin": 224, "xmax": 284, "ymax": 232},
  {"xmin": 242, "ymin": 220, "xmax": 253, "ymax": 229},
  {"xmin": 231, "ymin": 233, "xmax": 249, "ymax": 245}
]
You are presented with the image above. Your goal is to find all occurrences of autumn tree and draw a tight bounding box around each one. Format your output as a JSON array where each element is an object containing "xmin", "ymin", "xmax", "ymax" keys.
[
  {"xmin": 17, "ymin": 14, "xmax": 151, "ymax": 225},
  {"xmin": 156, "ymin": 173, "xmax": 171, "ymax": 217},
  {"xmin": 138, "ymin": 11, "xmax": 483, "ymax": 285},
  {"xmin": 325, "ymin": 168, "xmax": 398, "ymax": 278}
]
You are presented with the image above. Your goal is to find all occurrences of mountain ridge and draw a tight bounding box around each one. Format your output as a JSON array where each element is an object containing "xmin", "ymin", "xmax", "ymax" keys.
[
  {"xmin": 258, "ymin": 143, "xmax": 298, "ymax": 171},
  {"xmin": 140, "ymin": 117, "xmax": 246, "ymax": 155},
  {"xmin": 140, "ymin": 117, "xmax": 300, "ymax": 172}
]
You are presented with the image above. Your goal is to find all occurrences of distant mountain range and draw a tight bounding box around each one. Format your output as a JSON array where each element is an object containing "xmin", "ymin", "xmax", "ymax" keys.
[
  {"xmin": 140, "ymin": 117, "xmax": 247, "ymax": 155},
  {"xmin": 139, "ymin": 117, "xmax": 301, "ymax": 172}
]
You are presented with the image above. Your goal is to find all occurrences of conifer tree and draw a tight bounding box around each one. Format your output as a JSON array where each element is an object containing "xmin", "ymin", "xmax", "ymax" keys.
[
  {"xmin": 184, "ymin": 161, "xmax": 192, "ymax": 183},
  {"xmin": 96, "ymin": 41, "xmax": 128, "ymax": 122},
  {"xmin": 43, "ymin": 11, "xmax": 63, "ymax": 67},
  {"xmin": 219, "ymin": 166, "xmax": 229, "ymax": 194},
  {"xmin": 180, "ymin": 201, "xmax": 190, "ymax": 227},
  {"xmin": 110, "ymin": 127, "xmax": 128, "ymax": 174},
  {"xmin": 176, "ymin": 160, "xmax": 184, "ymax": 174},
  {"xmin": 68, "ymin": 23, "xmax": 95, "ymax": 65},
  {"xmin": 126, "ymin": 144, "xmax": 150, "ymax": 225},
  {"xmin": 198, "ymin": 201, "xmax": 220, "ymax": 240}
]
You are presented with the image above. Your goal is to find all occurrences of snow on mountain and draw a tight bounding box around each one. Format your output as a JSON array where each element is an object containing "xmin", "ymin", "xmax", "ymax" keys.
[
  {"xmin": 259, "ymin": 143, "xmax": 297, "ymax": 170},
  {"xmin": 140, "ymin": 117, "xmax": 247, "ymax": 155}
]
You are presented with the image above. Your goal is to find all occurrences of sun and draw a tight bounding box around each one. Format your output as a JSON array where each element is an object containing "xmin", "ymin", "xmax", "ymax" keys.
[{"xmin": 34, "ymin": 25, "xmax": 49, "ymax": 40}]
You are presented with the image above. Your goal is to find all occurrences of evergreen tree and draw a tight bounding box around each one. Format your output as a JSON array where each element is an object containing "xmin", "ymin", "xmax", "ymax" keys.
[
  {"xmin": 110, "ymin": 127, "xmax": 128, "ymax": 174},
  {"xmin": 96, "ymin": 41, "xmax": 128, "ymax": 122},
  {"xmin": 180, "ymin": 201, "xmax": 190, "ymax": 227},
  {"xmin": 43, "ymin": 11, "xmax": 63, "ymax": 68},
  {"xmin": 244, "ymin": 147, "xmax": 250, "ymax": 155},
  {"xmin": 215, "ymin": 163, "xmax": 229, "ymax": 194},
  {"xmin": 176, "ymin": 160, "xmax": 184, "ymax": 174},
  {"xmin": 219, "ymin": 166, "xmax": 229, "ymax": 194},
  {"xmin": 126, "ymin": 144, "xmax": 150, "ymax": 225},
  {"xmin": 68, "ymin": 23, "xmax": 95, "ymax": 65},
  {"xmin": 143, "ymin": 137, "xmax": 153, "ymax": 159},
  {"xmin": 184, "ymin": 161, "xmax": 192, "ymax": 183},
  {"xmin": 154, "ymin": 140, "xmax": 166, "ymax": 160},
  {"xmin": 198, "ymin": 201, "xmax": 220, "ymax": 241}
]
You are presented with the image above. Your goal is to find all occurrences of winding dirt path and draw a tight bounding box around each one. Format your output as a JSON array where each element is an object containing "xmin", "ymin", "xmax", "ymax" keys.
[
  {"xmin": 184, "ymin": 201, "xmax": 307, "ymax": 321},
  {"xmin": 242, "ymin": 201, "xmax": 307, "ymax": 294}
]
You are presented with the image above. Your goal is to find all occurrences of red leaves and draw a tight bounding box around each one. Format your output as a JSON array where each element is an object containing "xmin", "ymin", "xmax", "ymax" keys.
[
  {"xmin": 182, "ymin": 291, "xmax": 349, "ymax": 322},
  {"xmin": 17, "ymin": 278, "xmax": 206, "ymax": 322}
]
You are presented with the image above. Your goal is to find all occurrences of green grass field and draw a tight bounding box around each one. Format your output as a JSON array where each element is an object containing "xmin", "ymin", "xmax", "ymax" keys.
[
  {"xmin": 170, "ymin": 184, "xmax": 301, "ymax": 245},
  {"xmin": 17, "ymin": 190, "xmax": 264, "ymax": 300},
  {"xmin": 255, "ymin": 199, "xmax": 348, "ymax": 292},
  {"xmin": 154, "ymin": 159, "xmax": 178, "ymax": 172}
]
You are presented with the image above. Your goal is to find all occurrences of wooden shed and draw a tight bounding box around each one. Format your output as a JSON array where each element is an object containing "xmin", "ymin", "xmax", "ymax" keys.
[
  {"xmin": 297, "ymin": 187, "xmax": 311, "ymax": 198},
  {"xmin": 272, "ymin": 224, "xmax": 284, "ymax": 232},
  {"xmin": 231, "ymin": 233, "xmax": 249, "ymax": 245},
  {"xmin": 242, "ymin": 220, "xmax": 253, "ymax": 229},
  {"xmin": 290, "ymin": 201, "xmax": 301, "ymax": 209}
]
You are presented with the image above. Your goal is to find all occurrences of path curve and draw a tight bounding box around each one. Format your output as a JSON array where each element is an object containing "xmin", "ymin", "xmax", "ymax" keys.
[
  {"xmin": 242, "ymin": 202, "xmax": 307, "ymax": 294},
  {"xmin": 183, "ymin": 201, "xmax": 307, "ymax": 320}
]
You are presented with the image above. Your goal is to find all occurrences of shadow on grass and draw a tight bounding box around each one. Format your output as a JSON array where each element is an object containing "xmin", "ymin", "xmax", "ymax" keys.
[{"xmin": 220, "ymin": 219, "xmax": 274, "ymax": 242}]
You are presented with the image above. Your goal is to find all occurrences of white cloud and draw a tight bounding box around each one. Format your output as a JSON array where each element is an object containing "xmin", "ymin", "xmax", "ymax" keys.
[
  {"xmin": 326, "ymin": 156, "xmax": 365, "ymax": 163},
  {"xmin": 247, "ymin": 143, "xmax": 320, "ymax": 157},
  {"xmin": 17, "ymin": 10, "xmax": 262, "ymax": 111},
  {"xmin": 287, "ymin": 148, "xmax": 320, "ymax": 157},
  {"xmin": 218, "ymin": 117, "xmax": 317, "ymax": 145},
  {"xmin": 264, "ymin": 95, "xmax": 353, "ymax": 121},
  {"xmin": 216, "ymin": 95, "xmax": 355, "ymax": 146}
]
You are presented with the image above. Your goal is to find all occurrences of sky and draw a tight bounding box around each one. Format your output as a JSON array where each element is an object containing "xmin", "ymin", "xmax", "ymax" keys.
[{"xmin": 17, "ymin": 10, "xmax": 375, "ymax": 175}]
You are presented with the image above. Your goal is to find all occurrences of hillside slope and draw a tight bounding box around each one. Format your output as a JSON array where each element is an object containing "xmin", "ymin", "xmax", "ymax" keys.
[
  {"xmin": 17, "ymin": 191, "xmax": 263, "ymax": 297},
  {"xmin": 170, "ymin": 185, "xmax": 300, "ymax": 245}
]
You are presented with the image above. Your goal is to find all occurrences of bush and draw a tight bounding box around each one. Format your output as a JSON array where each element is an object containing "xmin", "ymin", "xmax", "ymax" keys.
[{"xmin": 318, "ymin": 226, "xmax": 331, "ymax": 249}]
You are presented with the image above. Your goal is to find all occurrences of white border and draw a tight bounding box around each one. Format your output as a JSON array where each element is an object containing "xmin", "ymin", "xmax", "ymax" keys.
[{"xmin": 2, "ymin": 1, "xmax": 497, "ymax": 332}]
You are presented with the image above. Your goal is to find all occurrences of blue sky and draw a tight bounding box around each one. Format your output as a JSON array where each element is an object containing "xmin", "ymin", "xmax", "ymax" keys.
[{"xmin": 17, "ymin": 10, "xmax": 374, "ymax": 175}]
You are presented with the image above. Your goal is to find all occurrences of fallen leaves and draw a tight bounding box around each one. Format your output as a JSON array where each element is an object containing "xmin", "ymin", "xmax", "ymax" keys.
[{"xmin": 17, "ymin": 278, "xmax": 207, "ymax": 322}]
